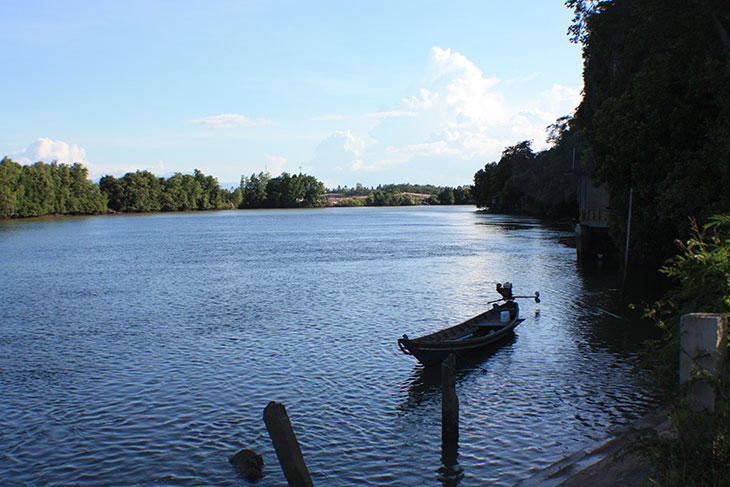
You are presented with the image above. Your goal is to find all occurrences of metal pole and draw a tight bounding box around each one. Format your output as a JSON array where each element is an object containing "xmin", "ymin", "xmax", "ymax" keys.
[{"xmin": 623, "ymin": 188, "xmax": 633, "ymax": 283}]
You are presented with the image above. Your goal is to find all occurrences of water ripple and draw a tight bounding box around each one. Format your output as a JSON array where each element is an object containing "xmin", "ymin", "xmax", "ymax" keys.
[{"xmin": 0, "ymin": 207, "xmax": 657, "ymax": 486}]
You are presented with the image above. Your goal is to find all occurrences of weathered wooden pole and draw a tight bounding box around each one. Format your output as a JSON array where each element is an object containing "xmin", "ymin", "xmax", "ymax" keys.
[
  {"xmin": 680, "ymin": 313, "xmax": 728, "ymax": 412},
  {"xmin": 263, "ymin": 401, "xmax": 314, "ymax": 487},
  {"xmin": 441, "ymin": 353, "xmax": 459, "ymax": 466}
]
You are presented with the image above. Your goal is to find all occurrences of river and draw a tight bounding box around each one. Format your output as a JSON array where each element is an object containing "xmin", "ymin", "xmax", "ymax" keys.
[{"xmin": 0, "ymin": 206, "xmax": 656, "ymax": 486}]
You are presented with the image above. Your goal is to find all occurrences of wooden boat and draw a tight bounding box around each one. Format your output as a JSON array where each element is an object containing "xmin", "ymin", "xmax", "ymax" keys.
[{"xmin": 397, "ymin": 285, "xmax": 539, "ymax": 366}]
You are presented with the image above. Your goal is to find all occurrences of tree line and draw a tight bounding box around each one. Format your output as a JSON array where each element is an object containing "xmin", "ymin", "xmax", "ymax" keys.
[
  {"xmin": 238, "ymin": 172, "xmax": 326, "ymax": 209},
  {"xmin": 471, "ymin": 121, "xmax": 580, "ymax": 219},
  {"xmin": 0, "ymin": 156, "xmax": 475, "ymax": 218},
  {"xmin": 100, "ymin": 169, "xmax": 233, "ymax": 212},
  {"xmin": 329, "ymin": 183, "xmax": 473, "ymax": 206},
  {"xmin": 472, "ymin": 0, "xmax": 729, "ymax": 265},
  {"xmin": 0, "ymin": 157, "xmax": 107, "ymax": 218}
]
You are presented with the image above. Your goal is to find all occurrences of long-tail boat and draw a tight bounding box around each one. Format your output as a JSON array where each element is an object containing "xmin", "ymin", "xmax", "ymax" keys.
[{"xmin": 397, "ymin": 283, "xmax": 539, "ymax": 366}]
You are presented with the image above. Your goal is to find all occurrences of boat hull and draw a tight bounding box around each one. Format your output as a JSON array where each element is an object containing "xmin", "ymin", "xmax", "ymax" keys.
[{"xmin": 398, "ymin": 301, "xmax": 523, "ymax": 366}]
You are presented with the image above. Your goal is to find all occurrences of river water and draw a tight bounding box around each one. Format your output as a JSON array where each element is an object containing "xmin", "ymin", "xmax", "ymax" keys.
[{"xmin": 0, "ymin": 206, "xmax": 656, "ymax": 486}]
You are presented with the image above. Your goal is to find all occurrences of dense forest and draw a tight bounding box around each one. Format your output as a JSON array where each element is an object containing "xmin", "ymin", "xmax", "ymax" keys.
[
  {"xmin": 100, "ymin": 169, "xmax": 234, "ymax": 212},
  {"xmin": 571, "ymin": 0, "xmax": 730, "ymax": 265},
  {"xmin": 473, "ymin": 1, "xmax": 730, "ymax": 264},
  {"xmin": 471, "ymin": 125, "xmax": 580, "ymax": 219},
  {"xmin": 0, "ymin": 157, "xmax": 107, "ymax": 218},
  {"xmin": 0, "ymin": 157, "xmax": 472, "ymax": 218},
  {"xmin": 238, "ymin": 172, "xmax": 326, "ymax": 209}
]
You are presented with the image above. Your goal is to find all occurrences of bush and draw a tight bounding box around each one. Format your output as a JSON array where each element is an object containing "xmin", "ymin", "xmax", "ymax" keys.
[{"xmin": 637, "ymin": 215, "xmax": 730, "ymax": 486}]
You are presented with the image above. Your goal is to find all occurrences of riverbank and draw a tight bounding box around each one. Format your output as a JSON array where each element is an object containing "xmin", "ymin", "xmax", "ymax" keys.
[{"xmin": 515, "ymin": 410, "xmax": 669, "ymax": 487}]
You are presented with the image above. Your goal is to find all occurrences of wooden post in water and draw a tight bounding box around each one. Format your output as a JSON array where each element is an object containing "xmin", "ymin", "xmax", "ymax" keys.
[
  {"xmin": 263, "ymin": 401, "xmax": 314, "ymax": 487},
  {"xmin": 441, "ymin": 353, "xmax": 459, "ymax": 464}
]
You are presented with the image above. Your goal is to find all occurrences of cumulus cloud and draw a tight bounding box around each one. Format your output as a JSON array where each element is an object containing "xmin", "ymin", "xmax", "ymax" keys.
[
  {"xmin": 310, "ymin": 114, "xmax": 351, "ymax": 121},
  {"xmin": 364, "ymin": 110, "xmax": 418, "ymax": 119},
  {"xmin": 8, "ymin": 138, "xmax": 88, "ymax": 165},
  {"xmin": 310, "ymin": 130, "xmax": 375, "ymax": 172},
  {"xmin": 309, "ymin": 46, "xmax": 582, "ymax": 185},
  {"xmin": 266, "ymin": 155, "xmax": 287, "ymax": 175},
  {"xmin": 189, "ymin": 113, "xmax": 272, "ymax": 128}
]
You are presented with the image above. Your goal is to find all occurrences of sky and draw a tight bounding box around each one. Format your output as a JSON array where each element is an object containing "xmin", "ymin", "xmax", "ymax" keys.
[{"xmin": 1, "ymin": 1, "xmax": 584, "ymax": 189}]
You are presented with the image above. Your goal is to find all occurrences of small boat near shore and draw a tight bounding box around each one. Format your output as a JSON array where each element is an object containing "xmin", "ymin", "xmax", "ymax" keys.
[{"xmin": 397, "ymin": 283, "xmax": 539, "ymax": 366}]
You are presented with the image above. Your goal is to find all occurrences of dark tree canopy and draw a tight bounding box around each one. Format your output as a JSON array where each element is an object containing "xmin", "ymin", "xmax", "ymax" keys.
[
  {"xmin": 100, "ymin": 169, "xmax": 233, "ymax": 213},
  {"xmin": 472, "ymin": 136, "xmax": 579, "ymax": 218},
  {"xmin": 569, "ymin": 0, "xmax": 730, "ymax": 264},
  {"xmin": 239, "ymin": 172, "xmax": 326, "ymax": 209}
]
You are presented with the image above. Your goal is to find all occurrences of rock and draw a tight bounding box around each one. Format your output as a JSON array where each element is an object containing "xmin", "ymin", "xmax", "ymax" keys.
[{"xmin": 229, "ymin": 448, "xmax": 264, "ymax": 482}]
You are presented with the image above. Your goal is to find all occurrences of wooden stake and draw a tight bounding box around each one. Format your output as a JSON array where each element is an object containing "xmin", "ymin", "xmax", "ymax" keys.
[
  {"xmin": 442, "ymin": 353, "xmax": 459, "ymax": 452},
  {"xmin": 263, "ymin": 401, "xmax": 314, "ymax": 487}
]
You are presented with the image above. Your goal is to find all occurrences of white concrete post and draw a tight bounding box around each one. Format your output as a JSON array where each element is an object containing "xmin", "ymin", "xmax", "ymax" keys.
[{"xmin": 679, "ymin": 313, "xmax": 728, "ymax": 412}]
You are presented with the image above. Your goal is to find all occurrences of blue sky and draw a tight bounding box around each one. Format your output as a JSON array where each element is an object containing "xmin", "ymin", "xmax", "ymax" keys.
[{"xmin": 1, "ymin": 1, "xmax": 583, "ymax": 189}]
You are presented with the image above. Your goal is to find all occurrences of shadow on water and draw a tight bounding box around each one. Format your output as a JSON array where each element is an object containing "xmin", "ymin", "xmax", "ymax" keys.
[
  {"xmin": 399, "ymin": 338, "xmax": 517, "ymax": 487},
  {"xmin": 399, "ymin": 334, "xmax": 518, "ymax": 411}
]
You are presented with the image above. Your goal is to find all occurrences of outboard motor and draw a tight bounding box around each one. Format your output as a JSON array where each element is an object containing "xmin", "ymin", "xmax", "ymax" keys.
[{"xmin": 496, "ymin": 282, "xmax": 513, "ymax": 300}]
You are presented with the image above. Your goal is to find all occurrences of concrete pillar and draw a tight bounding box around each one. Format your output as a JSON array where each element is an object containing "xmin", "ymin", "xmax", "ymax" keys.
[{"xmin": 679, "ymin": 313, "xmax": 728, "ymax": 412}]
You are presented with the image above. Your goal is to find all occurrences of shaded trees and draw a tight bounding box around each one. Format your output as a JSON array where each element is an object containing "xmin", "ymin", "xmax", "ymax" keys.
[
  {"xmin": 472, "ymin": 138, "xmax": 577, "ymax": 217},
  {"xmin": 99, "ymin": 169, "xmax": 231, "ymax": 213},
  {"xmin": 569, "ymin": 0, "xmax": 730, "ymax": 264},
  {"xmin": 0, "ymin": 158, "xmax": 106, "ymax": 218},
  {"xmin": 240, "ymin": 172, "xmax": 270, "ymax": 209},
  {"xmin": 238, "ymin": 172, "xmax": 326, "ymax": 209}
]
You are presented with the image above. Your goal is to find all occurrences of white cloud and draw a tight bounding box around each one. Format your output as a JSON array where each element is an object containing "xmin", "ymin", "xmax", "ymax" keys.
[
  {"xmin": 309, "ymin": 46, "xmax": 582, "ymax": 185},
  {"xmin": 189, "ymin": 113, "xmax": 272, "ymax": 128},
  {"xmin": 266, "ymin": 155, "xmax": 286, "ymax": 175},
  {"xmin": 310, "ymin": 130, "xmax": 373, "ymax": 173},
  {"xmin": 310, "ymin": 114, "xmax": 351, "ymax": 121},
  {"xmin": 9, "ymin": 137, "xmax": 88, "ymax": 165},
  {"xmin": 364, "ymin": 110, "xmax": 418, "ymax": 119}
]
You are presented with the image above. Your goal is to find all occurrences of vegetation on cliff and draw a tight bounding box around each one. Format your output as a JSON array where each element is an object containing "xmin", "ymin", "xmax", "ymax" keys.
[
  {"xmin": 638, "ymin": 215, "xmax": 730, "ymax": 486},
  {"xmin": 569, "ymin": 0, "xmax": 730, "ymax": 265},
  {"xmin": 471, "ymin": 126, "xmax": 581, "ymax": 219}
]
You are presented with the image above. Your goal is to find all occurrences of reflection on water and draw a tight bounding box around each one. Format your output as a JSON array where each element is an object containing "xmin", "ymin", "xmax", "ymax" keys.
[
  {"xmin": 400, "ymin": 334, "xmax": 518, "ymax": 412},
  {"xmin": 0, "ymin": 207, "xmax": 657, "ymax": 486}
]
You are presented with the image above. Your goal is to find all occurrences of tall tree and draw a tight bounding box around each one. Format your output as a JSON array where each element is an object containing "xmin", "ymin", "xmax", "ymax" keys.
[{"xmin": 570, "ymin": 0, "xmax": 730, "ymax": 264}]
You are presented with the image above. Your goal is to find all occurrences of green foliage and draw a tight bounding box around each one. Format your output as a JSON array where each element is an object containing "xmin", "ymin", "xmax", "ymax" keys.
[
  {"xmin": 99, "ymin": 169, "xmax": 231, "ymax": 213},
  {"xmin": 438, "ymin": 187, "xmax": 455, "ymax": 205},
  {"xmin": 638, "ymin": 215, "xmax": 730, "ymax": 486},
  {"xmin": 472, "ymin": 136, "xmax": 578, "ymax": 218},
  {"xmin": 327, "ymin": 183, "xmax": 471, "ymax": 206},
  {"xmin": 238, "ymin": 171, "xmax": 326, "ymax": 209},
  {"xmin": 661, "ymin": 216, "xmax": 730, "ymax": 315},
  {"xmin": 571, "ymin": 0, "xmax": 730, "ymax": 265},
  {"xmin": 332, "ymin": 198, "xmax": 365, "ymax": 207},
  {"xmin": 364, "ymin": 190, "xmax": 417, "ymax": 207},
  {"xmin": 0, "ymin": 157, "xmax": 106, "ymax": 218},
  {"xmin": 241, "ymin": 172, "xmax": 270, "ymax": 209}
]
